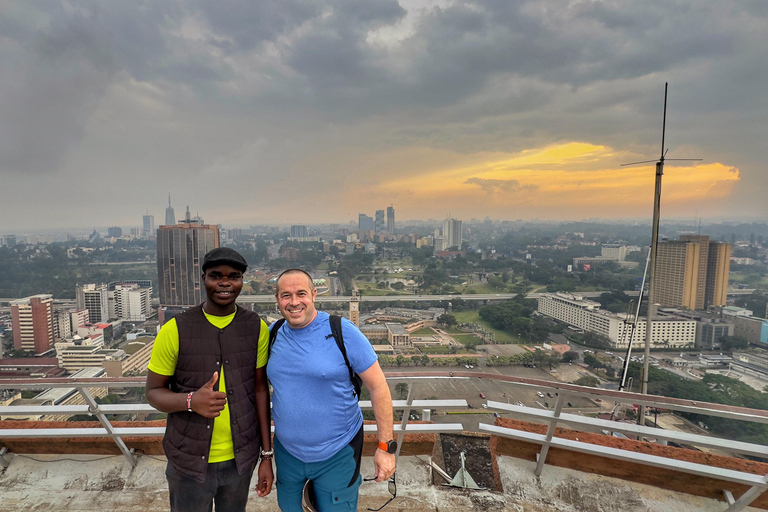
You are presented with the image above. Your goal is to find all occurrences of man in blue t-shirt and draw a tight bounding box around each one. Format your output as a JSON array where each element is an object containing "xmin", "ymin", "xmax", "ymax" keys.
[{"xmin": 268, "ymin": 269, "xmax": 396, "ymax": 511}]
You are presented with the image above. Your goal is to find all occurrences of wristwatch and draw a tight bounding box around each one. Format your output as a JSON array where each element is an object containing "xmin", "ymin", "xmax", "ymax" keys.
[{"xmin": 377, "ymin": 439, "xmax": 397, "ymax": 454}]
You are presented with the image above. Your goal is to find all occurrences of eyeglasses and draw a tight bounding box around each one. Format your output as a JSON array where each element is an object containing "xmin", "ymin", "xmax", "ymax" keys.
[{"xmin": 363, "ymin": 472, "xmax": 396, "ymax": 511}]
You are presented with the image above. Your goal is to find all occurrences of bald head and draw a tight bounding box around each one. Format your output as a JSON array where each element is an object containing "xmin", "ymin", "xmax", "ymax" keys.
[{"xmin": 275, "ymin": 268, "xmax": 314, "ymax": 295}]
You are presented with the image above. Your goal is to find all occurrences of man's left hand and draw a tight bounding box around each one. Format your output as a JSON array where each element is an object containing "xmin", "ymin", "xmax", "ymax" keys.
[
  {"xmin": 373, "ymin": 449, "xmax": 396, "ymax": 482},
  {"xmin": 255, "ymin": 458, "xmax": 274, "ymax": 497}
]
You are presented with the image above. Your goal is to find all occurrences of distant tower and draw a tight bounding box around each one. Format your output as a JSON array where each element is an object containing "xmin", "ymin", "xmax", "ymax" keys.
[
  {"xmin": 349, "ymin": 296, "xmax": 360, "ymax": 327},
  {"xmin": 375, "ymin": 210, "xmax": 385, "ymax": 233},
  {"xmin": 142, "ymin": 213, "xmax": 155, "ymax": 238},
  {"xmin": 165, "ymin": 194, "xmax": 176, "ymax": 226},
  {"xmin": 441, "ymin": 218, "xmax": 463, "ymax": 250},
  {"xmin": 386, "ymin": 206, "xmax": 395, "ymax": 234},
  {"xmin": 156, "ymin": 212, "xmax": 219, "ymax": 320}
]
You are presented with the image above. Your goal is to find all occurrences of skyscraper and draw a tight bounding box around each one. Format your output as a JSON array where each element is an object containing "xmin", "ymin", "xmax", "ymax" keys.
[
  {"xmin": 11, "ymin": 295, "xmax": 54, "ymax": 354},
  {"xmin": 164, "ymin": 194, "xmax": 176, "ymax": 226},
  {"xmin": 142, "ymin": 214, "xmax": 155, "ymax": 238},
  {"xmin": 386, "ymin": 206, "xmax": 395, "ymax": 234},
  {"xmin": 375, "ymin": 210, "xmax": 385, "ymax": 233},
  {"xmin": 358, "ymin": 214, "xmax": 374, "ymax": 232},
  {"xmin": 653, "ymin": 235, "xmax": 731, "ymax": 310},
  {"xmin": 156, "ymin": 215, "xmax": 219, "ymax": 314},
  {"xmin": 76, "ymin": 284, "xmax": 109, "ymax": 323},
  {"xmin": 441, "ymin": 218, "xmax": 463, "ymax": 250}
]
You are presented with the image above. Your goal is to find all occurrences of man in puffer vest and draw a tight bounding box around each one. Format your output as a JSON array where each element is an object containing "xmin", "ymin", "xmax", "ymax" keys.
[{"xmin": 146, "ymin": 247, "xmax": 273, "ymax": 511}]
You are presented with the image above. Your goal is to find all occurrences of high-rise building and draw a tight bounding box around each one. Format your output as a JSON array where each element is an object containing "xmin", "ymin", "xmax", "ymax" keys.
[
  {"xmin": 375, "ymin": 210, "xmax": 385, "ymax": 233},
  {"xmin": 142, "ymin": 214, "xmax": 155, "ymax": 238},
  {"xmin": 76, "ymin": 284, "xmax": 109, "ymax": 323},
  {"xmin": 358, "ymin": 214, "xmax": 374, "ymax": 232},
  {"xmin": 165, "ymin": 194, "xmax": 176, "ymax": 226},
  {"xmin": 113, "ymin": 283, "xmax": 152, "ymax": 322},
  {"xmin": 107, "ymin": 226, "xmax": 122, "ymax": 238},
  {"xmin": 652, "ymin": 235, "xmax": 731, "ymax": 310},
  {"xmin": 156, "ymin": 216, "xmax": 219, "ymax": 312},
  {"xmin": 705, "ymin": 241, "xmax": 732, "ymax": 308},
  {"xmin": 290, "ymin": 225, "xmax": 308, "ymax": 238},
  {"xmin": 441, "ymin": 218, "xmax": 463, "ymax": 250},
  {"xmin": 2, "ymin": 235, "xmax": 17, "ymax": 247},
  {"xmin": 11, "ymin": 294, "xmax": 54, "ymax": 354},
  {"xmin": 386, "ymin": 206, "xmax": 395, "ymax": 234}
]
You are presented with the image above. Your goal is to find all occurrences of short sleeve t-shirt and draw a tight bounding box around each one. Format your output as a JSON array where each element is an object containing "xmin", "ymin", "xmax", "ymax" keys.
[
  {"xmin": 267, "ymin": 311, "xmax": 377, "ymax": 463},
  {"xmin": 148, "ymin": 312, "xmax": 269, "ymax": 462}
]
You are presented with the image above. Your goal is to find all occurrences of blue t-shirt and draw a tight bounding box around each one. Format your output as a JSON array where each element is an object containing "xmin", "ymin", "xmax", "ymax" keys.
[{"xmin": 267, "ymin": 311, "xmax": 378, "ymax": 463}]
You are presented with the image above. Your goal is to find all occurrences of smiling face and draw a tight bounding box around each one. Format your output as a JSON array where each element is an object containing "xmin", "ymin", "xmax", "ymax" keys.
[
  {"xmin": 202, "ymin": 264, "xmax": 243, "ymax": 316},
  {"xmin": 275, "ymin": 270, "xmax": 317, "ymax": 329}
]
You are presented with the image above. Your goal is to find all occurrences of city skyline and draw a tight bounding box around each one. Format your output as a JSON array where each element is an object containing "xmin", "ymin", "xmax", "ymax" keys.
[{"xmin": 2, "ymin": 1, "xmax": 766, "ymax": 232}]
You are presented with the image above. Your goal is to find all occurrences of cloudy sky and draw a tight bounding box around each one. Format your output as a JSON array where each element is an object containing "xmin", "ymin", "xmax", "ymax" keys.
[{"xmin": 1, "ymin": 0, "xmax": 766, "ymax": 233}]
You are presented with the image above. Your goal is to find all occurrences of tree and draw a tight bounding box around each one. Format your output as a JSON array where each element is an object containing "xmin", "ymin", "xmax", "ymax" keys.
[
  {"xmin": 574, "ymin": 376, "xmax": 600, "ymax": 388},
  {"xmin": 562, "ymin": 351, "xmax": 580, "ymax": 363},
  {"xmin": 718, "ymin": 335, "xmax": 749, "ymax": 352},
  {"xmin": 437, "ymin": 314, "xmax": 457, "ymax": 327}
]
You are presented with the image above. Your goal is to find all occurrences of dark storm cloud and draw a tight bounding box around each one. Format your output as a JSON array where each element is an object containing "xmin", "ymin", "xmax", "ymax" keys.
[{"xmin": 1, "ymin": 0, "xmax": 766, "ymax": 229}]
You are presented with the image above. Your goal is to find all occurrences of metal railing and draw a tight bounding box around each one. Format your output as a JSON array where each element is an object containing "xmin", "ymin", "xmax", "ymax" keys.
[
  {"xmin": 3, "ymin": 372, "xmax": 768, "ymax": 511},
  {"xmin": 0, "ymin": 376, "xmax": 467, "ymax": 468}
]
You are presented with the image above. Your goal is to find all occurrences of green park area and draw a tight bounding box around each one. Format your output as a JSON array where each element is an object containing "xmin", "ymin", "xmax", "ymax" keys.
[{"xmin": 449, "ymin": 310, "xmax": 524, "ymax": 344}]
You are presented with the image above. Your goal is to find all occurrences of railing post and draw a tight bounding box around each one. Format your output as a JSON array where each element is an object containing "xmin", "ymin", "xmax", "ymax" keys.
[
  {"xmin": 725, "ymin": 473, "xmax": 768, "ymax": 512},
  {"xmin": 534, "ymin": 392, "xmax": 566, "ymax": 477},
  {"xmin": 77, "ymin": 385, "xmax": 137, "ymax": 467},
  {"xmin": 394, "ymin": 381, "xmax": 415, "ymax": 460}
]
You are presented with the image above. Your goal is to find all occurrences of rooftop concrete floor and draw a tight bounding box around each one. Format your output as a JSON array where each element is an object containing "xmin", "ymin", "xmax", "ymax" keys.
[{"xmin": 0, "ymin": 453, "xmax": 760, "ymax": 512}]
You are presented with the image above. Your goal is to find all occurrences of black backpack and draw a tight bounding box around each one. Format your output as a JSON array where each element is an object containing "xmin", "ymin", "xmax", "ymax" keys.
[{"xmin": 268, "ymin": 315, "xmax": 363, "ymax": 400}]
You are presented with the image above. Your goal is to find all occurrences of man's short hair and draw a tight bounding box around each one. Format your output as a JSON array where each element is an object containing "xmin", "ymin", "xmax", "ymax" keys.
[
  {"xmin": 275, "ymin": 268, "xmax": 314, "ymax": 293},
  {"xmin": 202, "ymin": 247, "xmax": 248, "ymax": 273}
]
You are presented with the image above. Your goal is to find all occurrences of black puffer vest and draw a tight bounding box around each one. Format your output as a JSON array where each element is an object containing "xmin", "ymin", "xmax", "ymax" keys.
[{"xmin": 163, "ymin": 304, "xmax": 263, "ymax": 482}]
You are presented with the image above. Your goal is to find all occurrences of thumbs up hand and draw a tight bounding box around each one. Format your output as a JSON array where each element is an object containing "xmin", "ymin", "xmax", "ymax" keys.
[{"xmin": 191, "ymin": 371, "xmax": 228, "ymax": 417}]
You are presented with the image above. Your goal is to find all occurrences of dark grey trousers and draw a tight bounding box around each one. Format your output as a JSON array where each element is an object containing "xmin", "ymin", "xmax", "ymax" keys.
[{"xmin": 166, "ymin": 459, "xmax": 256, "ymax": 512}]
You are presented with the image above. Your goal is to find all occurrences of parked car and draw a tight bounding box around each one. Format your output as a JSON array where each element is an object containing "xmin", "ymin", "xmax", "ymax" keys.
[
  {"xmin": 536, "ymin": 392, "xmax": 544, "ymax": 398},
  {"xmin": 479, "ymin": 393, "xmax": 486, "ymax": 399}
]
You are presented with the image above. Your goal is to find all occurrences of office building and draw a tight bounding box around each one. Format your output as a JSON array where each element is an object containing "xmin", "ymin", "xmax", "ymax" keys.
[
  {"xmin": 441, "ymin": 218, "xmax": 463, "ymax": 250},
  {"xmin": 290, "ymin": 225, "xmax": 308, "ymax": 238},
  {"xmin": 107, "ymin": 226, "xmax": 122, "ymax": 238},
  {"xmin": 113, "ymin": 283, "xmax": 152, "ymax": 322},
  {"xmin": 69, "ymin": 309, "xmax": 89, "ymax": 332},
  {"xmin": 53, "ymin": 309, "xmax": 72, "ymax": 341},
  {"xmin": 601, "ymin": 244, "xmax": 627, "ymax": 261},
  {"xmin": 11, "ymin": 295, "xmax": 54, "ymax": 354},
  {"xmin": 76, "ymin": 284, "xmax": 109, "ymax": 323},
  {"xmin": 156, "ymin": 214, "xmax": 219, "ymax": 315},
  {"xmin": 387, "ymin": 206, "xmax": 395, "ymax": 234},
  {"xmin": 652, "ymin": 235, "xmax": 731, "ymax": 310},
  {"xmin": 375, "ymin": 210, "xmax": 385, "ymax": 233},
  {"xmin": 142, "ymin": 214, "xmax": 155, "ymax": 238},
  {"xmin": 537, "ymin": 292, "xmax": 697, "ymax": 349},
  {"xmin": 2, "ymin": 235, "xmax": 16, "ymax": 247},
  {"xmin": 358, "ymin": 214, "xmax": 374, "ymax": 232},
  {"xmin": 164, "ymin": 195, "xmax": 176, "ymax": 226}
]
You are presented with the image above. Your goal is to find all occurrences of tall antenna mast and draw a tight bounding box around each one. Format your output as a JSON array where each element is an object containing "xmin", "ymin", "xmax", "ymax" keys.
[{"xmin": 621, "ymin": 83, "xmax": 701, "ymax": 425}]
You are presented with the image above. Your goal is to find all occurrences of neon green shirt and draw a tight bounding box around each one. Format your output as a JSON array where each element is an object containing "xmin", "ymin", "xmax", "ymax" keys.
[{"xmin": 148, "ymin": 312, "xmax": 269, "ymax": 463}]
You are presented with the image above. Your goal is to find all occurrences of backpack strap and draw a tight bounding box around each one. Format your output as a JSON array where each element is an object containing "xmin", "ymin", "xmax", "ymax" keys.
[
  {"xmin": 326, "ymin": 315, "xmax": 363, "ymax": 400},
  {"xmin": 268, "ymin": 318, "xmax": 286, "ymax": 359}
]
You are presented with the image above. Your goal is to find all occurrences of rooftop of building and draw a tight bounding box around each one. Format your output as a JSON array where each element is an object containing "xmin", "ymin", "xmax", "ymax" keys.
[{"xmin": 2, "ymin": 372, "xmax": 768, "ymax": 511}]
